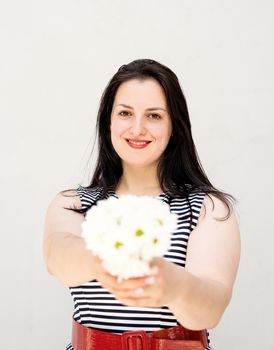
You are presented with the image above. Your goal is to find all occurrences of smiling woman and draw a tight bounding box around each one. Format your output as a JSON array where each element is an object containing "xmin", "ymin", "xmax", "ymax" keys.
[
  {"xmin": 43, "ymin": 59, "xmax": 240, "ymax": 350},
  {"xmin": 110, "ymin": 78, "xmax": 173, "ymax": 171}
]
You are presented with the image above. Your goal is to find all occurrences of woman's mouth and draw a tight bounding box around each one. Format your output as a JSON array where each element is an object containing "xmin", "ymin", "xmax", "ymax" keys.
[{"xmin": 126, "ymin": 139, "xmax": 151, "ymax": 149}]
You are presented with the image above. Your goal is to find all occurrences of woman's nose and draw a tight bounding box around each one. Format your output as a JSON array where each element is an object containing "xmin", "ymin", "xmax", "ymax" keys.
[{"xmin": 130, "ymin": 117, "xmax": 146, "ymax": 136}]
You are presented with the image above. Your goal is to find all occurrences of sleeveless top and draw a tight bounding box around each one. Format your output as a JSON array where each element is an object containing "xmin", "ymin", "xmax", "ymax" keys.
[{"xmin": 65, "ymin": 186, "xmax": 213, "ymax": 350}]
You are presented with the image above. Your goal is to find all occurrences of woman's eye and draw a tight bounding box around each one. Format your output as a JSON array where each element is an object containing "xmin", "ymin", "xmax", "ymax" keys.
[
  {"xmin": 119, "ymin": 111, "xmax": 131, "ymax": 117},
  {"xmin": 118, "ymin": 111, "xmax": 161, "ymax": 119},
  {"xmin": 148, "ymin": 114, "xmax": 161, "ymax": 120}
]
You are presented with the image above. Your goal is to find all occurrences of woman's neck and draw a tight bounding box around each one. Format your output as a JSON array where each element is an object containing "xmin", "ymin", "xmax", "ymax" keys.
[{"xmin": 115, "ymin": 164, "xmax": 162, "ymax": 196}]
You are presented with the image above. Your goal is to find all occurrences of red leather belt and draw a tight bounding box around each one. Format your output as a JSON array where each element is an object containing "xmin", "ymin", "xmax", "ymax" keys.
[{"xmin": 72, "ymin": 319, "xmax": 208, "ymax": 350}]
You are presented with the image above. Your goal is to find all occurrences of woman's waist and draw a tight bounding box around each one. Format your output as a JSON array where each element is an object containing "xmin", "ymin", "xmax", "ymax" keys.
[{"xmin": 72, "ymin": 319, "xmax": 209, "ymax": 350}]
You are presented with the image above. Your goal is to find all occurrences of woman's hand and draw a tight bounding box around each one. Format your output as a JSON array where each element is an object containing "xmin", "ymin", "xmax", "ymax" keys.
[{"xmin": 93, "ymin": 256, "xmax": 183, "ymax": 307}]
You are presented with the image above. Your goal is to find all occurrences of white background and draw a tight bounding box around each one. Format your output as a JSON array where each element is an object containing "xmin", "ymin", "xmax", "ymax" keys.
[{"xmin": 1, "ymin": 1, "xmax": 273, "ymax": 349}]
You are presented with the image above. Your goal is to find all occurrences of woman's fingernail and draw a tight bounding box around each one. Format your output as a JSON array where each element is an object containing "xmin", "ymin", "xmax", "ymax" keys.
[
  {"xmin": 117, "ymin": 276, "xmax": 124, "ymax": 283},
  {"xmin": 145, "ymin": 276, "xmax": 155, "ymax": 285},
  {"xmin": 134, "ymin": 288, "xmax": 144, "ymax": 296}
]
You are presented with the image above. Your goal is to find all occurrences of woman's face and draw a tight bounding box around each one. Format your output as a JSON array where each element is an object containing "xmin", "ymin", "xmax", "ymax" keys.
[{"xmin": 110, "ymin": 78, "xmax": 172, "ymax": 169}]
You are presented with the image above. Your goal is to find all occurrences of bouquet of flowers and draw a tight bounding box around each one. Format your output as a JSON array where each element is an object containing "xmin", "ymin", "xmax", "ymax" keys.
[{"xmin": 81, "ymin": 194, "xmax": 178, "ymax": 281}]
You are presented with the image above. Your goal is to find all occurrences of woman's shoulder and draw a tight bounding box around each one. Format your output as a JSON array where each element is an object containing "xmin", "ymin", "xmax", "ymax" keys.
[
  {"xmin": 170, "ymin": 185, "xmax": 235, "ymax": 222},
  {"xmin": 72, "ymin": 185, "xmax": 105, "ymax": 210},
  {"xmin": 52, "ymin": 185, "xmax": 103, "ymax": 212},
  {"xmin": 59, "ymin": 184, "xmax": 103, "ymax": 196},
  {"xmin": 75, "ymin": 184, "xmax": 103, "ymax": 196},
  {"xmin": 198, "ymin": 193, "xmax": 236, "ymax": 223}
]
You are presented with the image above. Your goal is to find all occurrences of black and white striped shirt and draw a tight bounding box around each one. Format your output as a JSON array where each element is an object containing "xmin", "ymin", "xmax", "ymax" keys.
[{"xmin": 65, "ymin": 186, "xmax": 212, "ymax": 350}]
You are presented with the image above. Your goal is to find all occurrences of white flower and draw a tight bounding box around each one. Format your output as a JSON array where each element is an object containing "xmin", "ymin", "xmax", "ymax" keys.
[{"xmin": 81, "ymin": 194, "xmax": 178, "ymax": 280}]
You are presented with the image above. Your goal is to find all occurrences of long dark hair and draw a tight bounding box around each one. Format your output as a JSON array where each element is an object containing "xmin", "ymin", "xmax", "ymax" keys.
[{"xmin": 62, "ymin": 58, "xmax": 234, "ymax": 219}]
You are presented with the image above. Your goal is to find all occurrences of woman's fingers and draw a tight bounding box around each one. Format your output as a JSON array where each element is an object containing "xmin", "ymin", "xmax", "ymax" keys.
[
  {"xmin": 93, "ymin": 256, "xmax": 165, "ymax": 306},
  {"xmin": 114, "ymin": 275, "xmax": 155, "ymax": 290},
  {"xmin": 95, "ymin": 257, "xmax": 157, "ymax": 290},
  {"xmin": 109, "ymin": 280, "xmax": 162, "ymax": 304},
  {"xmin": 106, "ymin": 276, "xmax": 150, "ymax": 295}
]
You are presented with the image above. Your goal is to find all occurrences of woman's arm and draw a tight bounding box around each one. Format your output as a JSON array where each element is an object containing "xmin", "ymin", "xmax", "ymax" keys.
[
  {"xmin": 166, "ymin": 194, "xmax": 241, "ymax": 329},
  {"xmin": 43, "ymin": 191, "xmax": 96, "ymax": 286}
]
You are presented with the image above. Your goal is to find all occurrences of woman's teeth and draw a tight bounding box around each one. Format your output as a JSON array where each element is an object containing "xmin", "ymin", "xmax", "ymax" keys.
[{"xmin": 129, "ymin": 140, "xmax": 149, "ymax": 145}]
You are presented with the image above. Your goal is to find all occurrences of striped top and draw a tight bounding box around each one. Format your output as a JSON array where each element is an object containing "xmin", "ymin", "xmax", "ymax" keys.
[{"xmin": 65, "ymin": 186, "xmax": 212, "ymax": 350}]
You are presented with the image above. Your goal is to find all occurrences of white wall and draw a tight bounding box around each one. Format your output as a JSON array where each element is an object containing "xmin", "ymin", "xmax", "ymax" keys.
[{"xmin": 1, "ymin": 1, "xmax": 273, "ymax": 349}]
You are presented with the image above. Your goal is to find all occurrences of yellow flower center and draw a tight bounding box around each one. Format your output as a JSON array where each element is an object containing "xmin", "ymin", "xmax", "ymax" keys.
[
  {"xmin": 115, "ymin": 241, "xmax": 123, "ymax": 249},
  {"xmin": 135, "ymin": 229, "xmax": 144, "ymax": 237}
]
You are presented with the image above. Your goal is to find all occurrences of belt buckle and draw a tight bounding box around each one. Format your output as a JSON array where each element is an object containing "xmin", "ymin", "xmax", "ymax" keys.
[{"xmin": 121, "ymin": 330, "xmax": 148, "ymax": 350}]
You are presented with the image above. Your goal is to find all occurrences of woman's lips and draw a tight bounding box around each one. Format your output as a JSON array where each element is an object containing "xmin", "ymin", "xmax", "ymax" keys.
[{"xmin": 126, "ymin": 139, "xmax": 151, "ymax": 149}]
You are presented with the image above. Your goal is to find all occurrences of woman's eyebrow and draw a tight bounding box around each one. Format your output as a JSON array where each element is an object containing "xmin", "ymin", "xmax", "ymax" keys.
[{"xmin": 116, "ymin": 103, "xmax": 167, "ymax": 112}]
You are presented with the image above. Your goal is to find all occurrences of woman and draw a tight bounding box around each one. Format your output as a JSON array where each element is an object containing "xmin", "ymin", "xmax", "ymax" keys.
[{"xmin": 43, "ymin": 59, "xmax": 241, "ymax": 350}]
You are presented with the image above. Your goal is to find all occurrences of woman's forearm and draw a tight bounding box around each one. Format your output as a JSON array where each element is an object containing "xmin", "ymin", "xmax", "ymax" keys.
[
  {"xmin": 167, "ymin": 267, "xmax": 232, "ymax": 330},
  {"xmin": 43, "ymin": 232, "xmax": 96, "ymax": 287}
]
